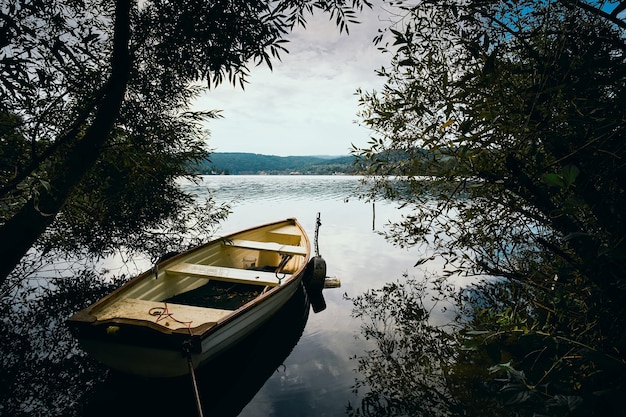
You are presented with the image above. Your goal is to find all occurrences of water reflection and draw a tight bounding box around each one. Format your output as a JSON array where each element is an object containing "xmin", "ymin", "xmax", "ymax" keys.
[
  {"xmin": 82, "ymin": 284, "xmax": 311, "ymax": 417},
  {"xmin": 3, "ymin": 176, "xmax": 448, "ymax": 417},
  {"xmin": 345, "ymin": 278, "xmax": 505, "ymax": 417},
  {"xmin": 181, "ymin": 175, "xmax": 369, "ymax": 204}
]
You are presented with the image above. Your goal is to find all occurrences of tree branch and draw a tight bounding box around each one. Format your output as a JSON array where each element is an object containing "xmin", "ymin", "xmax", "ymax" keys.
[
  {"xmin": 0, "ymin": 0, "xmax": 133, "ymax": 286},
  {"xmin": 557, "ymin": 0, "xmax": 626, "ymax": 30}
]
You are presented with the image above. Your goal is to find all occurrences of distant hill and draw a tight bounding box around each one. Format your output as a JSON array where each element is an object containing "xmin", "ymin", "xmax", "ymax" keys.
[
  {"xmin": 193, "ymin": 149, "xmax": 451, "ymax": 175},
  {"xmin": 195, "ymin": 152, "xmax": 359, "ymax": 175}
]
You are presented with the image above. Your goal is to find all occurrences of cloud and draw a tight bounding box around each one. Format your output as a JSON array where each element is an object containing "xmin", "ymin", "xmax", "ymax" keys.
[{"xmin": 193, "ymin": 4, "xmax": 391, "ymax": 156}]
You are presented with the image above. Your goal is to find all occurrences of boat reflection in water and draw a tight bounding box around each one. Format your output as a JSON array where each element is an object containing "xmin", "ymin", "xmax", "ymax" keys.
[{"xmin": 82, "ymin": 283, "xmax": 311, "ymax": 417}]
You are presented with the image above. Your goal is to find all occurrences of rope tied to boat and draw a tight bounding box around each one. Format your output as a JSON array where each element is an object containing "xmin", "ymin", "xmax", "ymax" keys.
[
  {"xmin": 275, "ymin": 253, "xmax": 292, "ymax": 283},
  {"xmin": 144, "ymin": 303, "xmax": 203, "ymax": 416},
  {"xmin": 148, "ymin": 302, "xmax": 193, "ymax": 330},
  {"xmin": 182, "ymin": 339, "xmax": 205, "ymax": 417}
]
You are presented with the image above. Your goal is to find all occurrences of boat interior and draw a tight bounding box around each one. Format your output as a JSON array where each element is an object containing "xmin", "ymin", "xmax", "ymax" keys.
[{"xmin": 90, "ymin": 222, "xmax": 309, "ymax": 329}]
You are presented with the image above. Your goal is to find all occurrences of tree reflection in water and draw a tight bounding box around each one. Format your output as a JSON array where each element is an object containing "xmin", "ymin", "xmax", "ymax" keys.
[
  {"xmin": 0, "ymin": 269, "xmax": 118, "ymax": 417},
  {"xmin": 0, "ymin": 269, "xmax": 310, "ymax": 417},
  {"xmin": 345, "ymin": 277, "xmax": 508, "ymax": 417}
]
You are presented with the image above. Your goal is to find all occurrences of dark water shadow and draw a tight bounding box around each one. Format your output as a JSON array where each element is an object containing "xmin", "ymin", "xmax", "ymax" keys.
[{"xmin": 80, "ymin": 284, "xmax": 311, "ymax": 417}]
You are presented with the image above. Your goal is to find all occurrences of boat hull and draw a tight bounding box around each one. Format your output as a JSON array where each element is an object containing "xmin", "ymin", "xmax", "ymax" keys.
[
  {"xmin": 77, "ymin": 277, "xmax": 302, "ymax": 377},
  {"xmin": 67, "ymin": 218, "xmax": 310, "ymax": 377}
]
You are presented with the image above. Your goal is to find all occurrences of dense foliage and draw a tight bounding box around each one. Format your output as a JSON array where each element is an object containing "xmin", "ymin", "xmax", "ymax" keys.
[
  {"xmin": 0, "ymin": 2, "xmax": 371, "ymax": 415},
  {"xmin": 354, "ymin": 0, "xmax": 626, "ymax": 415},
  {"xmin": 0, "ymin": 0, "xmax": 372, "ymax": 286},
  {"xmin": 346, "ymin": 277, "xmax": 519, "ymax": 417}
]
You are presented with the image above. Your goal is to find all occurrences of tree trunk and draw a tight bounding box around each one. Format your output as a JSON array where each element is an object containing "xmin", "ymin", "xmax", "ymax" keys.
[{"xmin": 0, "ymin": 0, "xmax": 132, "ymax": 287}]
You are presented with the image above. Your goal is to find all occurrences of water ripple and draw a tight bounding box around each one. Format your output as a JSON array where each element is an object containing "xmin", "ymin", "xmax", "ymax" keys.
[{"xmin": 184, "ymin": 175, "xmax": 367, "ymax": 204}]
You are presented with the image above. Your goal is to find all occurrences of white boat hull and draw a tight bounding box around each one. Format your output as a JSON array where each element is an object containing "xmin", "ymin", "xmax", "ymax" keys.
[
  {"xmin": 78, "ymin": 278, "xmax": 301, "ymax": 377},
  {"xmin": 67, "ymin": 218, "xmax": 310, "ymax": 377}
]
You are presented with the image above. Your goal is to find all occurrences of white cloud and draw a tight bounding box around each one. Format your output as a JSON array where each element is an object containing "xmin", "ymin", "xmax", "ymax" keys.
[{"xmin": 193, "ymin": 4, "xmax": 391, "ymax": 156}]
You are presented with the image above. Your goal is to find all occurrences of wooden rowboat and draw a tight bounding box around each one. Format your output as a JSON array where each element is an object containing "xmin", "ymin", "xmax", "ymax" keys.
[{"xmin": 66, "ymin": 218, "xmax": 311, "ymax": 378}]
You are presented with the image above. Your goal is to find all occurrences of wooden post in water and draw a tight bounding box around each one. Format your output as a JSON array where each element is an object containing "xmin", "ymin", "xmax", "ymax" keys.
[{"xmin": 372, "ymin": 202, "xmax": 376, "ymax": 230}]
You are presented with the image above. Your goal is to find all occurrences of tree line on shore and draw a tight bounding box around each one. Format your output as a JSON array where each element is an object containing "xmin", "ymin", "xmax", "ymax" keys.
[{"xmin": 194, "ymin": 152, "xmax": 358, "ymax": 175}]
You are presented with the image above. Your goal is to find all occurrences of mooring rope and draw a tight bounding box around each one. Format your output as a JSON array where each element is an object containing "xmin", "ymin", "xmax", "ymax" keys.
[
  {"xmin": 182, "ymin": 340, "xmax": 205, "ymax": 417},
  {"xmin": 274, "ymin": 253, "xmax": 292, "ymax": 283},
  {"xmin": 148, "ymin": 302, "xmax": 193, "ymax": 329},
  {"xmin": 146, "ymin": 302, "xmax": 204, "ymax": 417}
]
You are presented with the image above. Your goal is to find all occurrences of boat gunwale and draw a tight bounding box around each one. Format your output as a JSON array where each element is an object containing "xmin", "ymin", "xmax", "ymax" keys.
[{"xmin": 66, "ymin": 218, "xmax": 311, "ymax": 345}]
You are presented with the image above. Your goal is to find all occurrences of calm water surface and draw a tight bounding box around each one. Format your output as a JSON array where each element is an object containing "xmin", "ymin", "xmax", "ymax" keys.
[{"xmin": 180, "ymin": 175, "xmax": 434, "ymax": 417}]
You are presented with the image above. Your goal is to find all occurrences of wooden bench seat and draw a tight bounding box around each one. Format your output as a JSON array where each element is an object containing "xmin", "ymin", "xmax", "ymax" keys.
[
  {"xmin": 166, "ymin": 262, "xmax": 282, "ymax": 286},
  {"xmin": 95, "ymin": 298, "xmax": 231, "ymax": 330},
  {"xmin": 226, "ymin": 239, "xmax": 307, "ymax": 256},
  {"xmin": 269, "ymin": 225, "xmax": 303, "ymax": 236}
]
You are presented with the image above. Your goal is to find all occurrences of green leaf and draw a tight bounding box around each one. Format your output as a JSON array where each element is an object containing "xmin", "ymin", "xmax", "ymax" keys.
[
  {"xmin": 464, "ymin": 330, "xmax": 492, "ymax": 335},
  {"xmin": 541, "ymin": 173, "xmax": 564, "ymax": 188},
  {"xmin": 561, "ymin": 165, "xmax": 579, "ymax": 186}
]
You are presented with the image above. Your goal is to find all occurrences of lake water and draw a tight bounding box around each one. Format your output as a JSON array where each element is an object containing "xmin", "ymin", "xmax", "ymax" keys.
[
  {"xmin": 179, "ymin": 175, "xmax": 438, "ymax": 417},
  {"xmin": 2, "ymin": 174, "xmax": 476, "ymax": 417}
]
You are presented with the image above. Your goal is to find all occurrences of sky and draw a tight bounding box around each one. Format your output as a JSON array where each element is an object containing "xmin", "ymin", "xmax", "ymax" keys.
[{"xmin": 192, "ymin": 4, "xmax": 393, "ymax": 157}]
